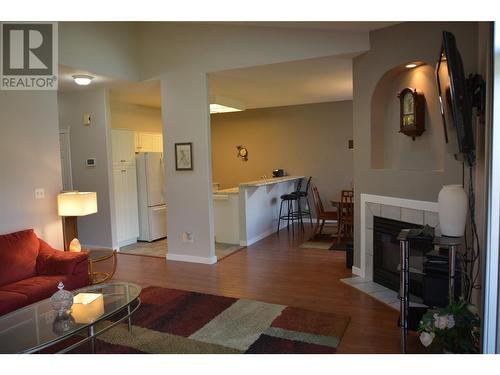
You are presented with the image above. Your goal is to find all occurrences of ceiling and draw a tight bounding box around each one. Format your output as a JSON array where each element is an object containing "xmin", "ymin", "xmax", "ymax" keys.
[
  {"xmin": 217, "ymin": 21, "xmax": 399, "ymax": 32},
  {"xmin": 59, "ymin": 21, "xmax": 399, "ymax": 110},
  {"xmin": 60, "ymin": 54, "xmax": 354, "ymax": 110},
  {"xmin": 208, "ymin": 55, "xmax": 353, "ymax": 109}
]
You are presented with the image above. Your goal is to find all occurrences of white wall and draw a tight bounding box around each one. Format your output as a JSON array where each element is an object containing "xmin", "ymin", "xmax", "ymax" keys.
[
  {"xmin": 0, "ymin": 91, "xmax": 63, "ymax": 248},
  {"xmin": 353, "ymin": 22, "xmax": 480, "ymax": 268},
  {"xmin": 58, "ymin": 89, "xmax": 117, "ymax": 249},
  {"xmin": 144, "ymin": 24, "xmax": 371, "ymax": 263},
  {"xmin": 56, "ymin": 22, "xmax": 372, "ymax": 263},
  {"xmin": 59, "ymin": 22, "xmax": 140, "ymax": 82},
  {"xmin": 138, "ymin": 23, "xmax": 370, "ymax": 79}
]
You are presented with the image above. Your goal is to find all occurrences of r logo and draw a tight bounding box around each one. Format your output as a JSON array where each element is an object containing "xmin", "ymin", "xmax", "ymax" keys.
[{"xmin": 2, "ymin": 23, "xmax": 53, "ymax": 75}]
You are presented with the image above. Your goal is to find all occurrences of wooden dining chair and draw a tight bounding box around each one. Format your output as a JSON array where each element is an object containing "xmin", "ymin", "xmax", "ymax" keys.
[
  {"xmin": 337, "ymin": 190, "xmax": 354, "ymax": 244},
  {"xmin": 311, "ymin": 186, "xmax": 338, "ymax": 236}
]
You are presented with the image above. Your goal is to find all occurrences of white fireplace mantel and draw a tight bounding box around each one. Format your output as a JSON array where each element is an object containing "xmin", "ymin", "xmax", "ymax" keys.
[{"xmin": 356, "ymin": 193, "xmax": 439, "ymax": 279}]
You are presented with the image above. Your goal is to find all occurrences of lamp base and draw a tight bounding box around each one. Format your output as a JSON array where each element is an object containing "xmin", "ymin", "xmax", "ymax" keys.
[{"xmin": 62, "ymin": 216, "xmax": 78, "ymax": 251}]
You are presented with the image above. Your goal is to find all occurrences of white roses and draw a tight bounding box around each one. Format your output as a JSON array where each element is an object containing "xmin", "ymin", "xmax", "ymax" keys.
[
  {"xmin": 433, "ymin": 313, "xmax": 455, "ymax": 329},
  {"xmin": 419, "ymin": 331, "xmax": 435, "ymax": 347}
]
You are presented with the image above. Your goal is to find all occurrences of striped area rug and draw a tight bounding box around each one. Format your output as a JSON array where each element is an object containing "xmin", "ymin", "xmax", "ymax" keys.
[{"xmin": 68, "ymin": 286, "xmax": 350, "ymax": 354}]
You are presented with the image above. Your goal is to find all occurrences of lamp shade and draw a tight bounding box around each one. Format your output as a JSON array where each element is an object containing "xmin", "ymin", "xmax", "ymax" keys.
[{"xmin": 57, "ymin": 192, "xmax": 98, "ymax": 216}]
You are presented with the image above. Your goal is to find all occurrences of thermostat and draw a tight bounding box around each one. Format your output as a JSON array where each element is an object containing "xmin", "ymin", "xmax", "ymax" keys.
[{"xmin": 86, "ymin": 158, "xmax": 96, "ymax": 167}]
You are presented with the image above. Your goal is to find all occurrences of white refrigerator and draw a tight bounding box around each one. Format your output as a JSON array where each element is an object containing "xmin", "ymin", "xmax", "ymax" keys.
[{"xmin": 136, "ymin": 152, "xmax": 167, "ymax": 241}]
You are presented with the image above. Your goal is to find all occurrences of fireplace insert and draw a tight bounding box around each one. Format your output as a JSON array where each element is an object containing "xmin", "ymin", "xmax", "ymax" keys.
[{"xmin": 373, "ymin": 216, "xmax": 434, "ymax": 300}]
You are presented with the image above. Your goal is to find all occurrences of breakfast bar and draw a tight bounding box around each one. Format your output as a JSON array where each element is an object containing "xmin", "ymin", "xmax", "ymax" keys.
[{"xmin": 213, "ymin": 176, "xmax": 304, "ymax": 246}]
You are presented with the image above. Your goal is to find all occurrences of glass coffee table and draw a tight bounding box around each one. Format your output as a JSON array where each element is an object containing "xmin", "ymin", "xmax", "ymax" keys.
[{"xmin": 0, "ymin": 282, "xmax": 141, "ymax": 353}]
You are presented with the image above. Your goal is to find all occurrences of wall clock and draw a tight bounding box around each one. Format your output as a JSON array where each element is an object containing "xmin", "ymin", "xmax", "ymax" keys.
[
  {"xmin": 398, "ymin": 87, "xmax": 425, "ymax": 140},
  {"xmin": 236, "ymin": 145, "xmax": 248, "ymax": 161}
]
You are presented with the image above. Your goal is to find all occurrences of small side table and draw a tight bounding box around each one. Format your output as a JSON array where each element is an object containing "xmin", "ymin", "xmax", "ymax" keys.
[
  {"xmin": 432, "ymin": 236, "xmax": 462, "ymax": 303},
  {"xmin": 397, "ymin": 231, "xmax": 462, "ymax": 354},
  {"xmin": 87, "ymin": 249, "xmax": 117, "ymax": 285}
]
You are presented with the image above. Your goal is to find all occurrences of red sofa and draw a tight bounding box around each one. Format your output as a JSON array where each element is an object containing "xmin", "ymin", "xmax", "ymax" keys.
[{"xmin": 0, "ymin": 229, "xmax": 89, "ymax": 316}]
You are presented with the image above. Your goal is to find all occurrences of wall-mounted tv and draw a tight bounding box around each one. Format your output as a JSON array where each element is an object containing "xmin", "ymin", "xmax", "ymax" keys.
[{"xmin": 436, "ymin": 30, "xmax": 475, "ymax": 166}]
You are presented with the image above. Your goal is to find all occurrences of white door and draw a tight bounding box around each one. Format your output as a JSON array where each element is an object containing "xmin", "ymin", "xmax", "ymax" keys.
[
  {"xmin": 113, "ymin": 167, "xmax": 126, "ymax": 242},
  {"xmin": 152, "ymin": 134, "xmax": 163, "ymax": 152},
  {"xmin": 113, "ymin": 165, "xmax": 139, "ymax": 245},
  {"xmin": 59, "ymin": 129, "xmax": 73, "ymax": 190},
  {"xmin": 112, "ymin": 129, "xmax": 136, "ymax": 164},
  {"xmin": 138, "ymin": 133, "xmax": 155, "ymax": 152}
]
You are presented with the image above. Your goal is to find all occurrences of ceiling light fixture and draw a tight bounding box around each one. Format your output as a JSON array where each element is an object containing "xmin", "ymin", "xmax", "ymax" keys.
[
  {"xmin": 210, "ymin": 104, "xmax": 243, "ymax": 114},
  {"xmin": 405, "ymin": 63, "xmax": 418, "ymax": 69},
  {"xmin": 72, "ymin": 75, "xmax": 94, "ymax": 86}
]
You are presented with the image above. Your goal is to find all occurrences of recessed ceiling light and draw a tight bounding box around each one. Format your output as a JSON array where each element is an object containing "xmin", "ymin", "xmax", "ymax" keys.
[
  {"xmin": 72, "ymin": 75, "xmax": 94, "ymax": 86},
  {"xmin": 210, "ymin": 104, "xmax": 243, "ymax": 114},
  {"xmin": 405, "ymin": 63, "xmax": 418, "ymax": 69}
]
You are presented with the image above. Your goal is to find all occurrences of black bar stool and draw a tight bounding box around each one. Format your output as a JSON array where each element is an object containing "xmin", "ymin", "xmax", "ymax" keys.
[
  {"xmin": 291, "ymin": 176, "xmax": 313, "ymax": 227},
  {"xmin": 277, "ymin": 179, "xmax": 303, "ymax": 234}
]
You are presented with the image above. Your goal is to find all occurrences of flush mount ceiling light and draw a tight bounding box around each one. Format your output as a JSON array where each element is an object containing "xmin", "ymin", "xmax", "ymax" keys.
[
  {"xmin": 209, "ymin": 95, "xmax": 245, "ymax": 114},
  {"xmin": 72, "ymin": 75, "xmax": 94, "ymax": 86},
  {"xmin": 209, "ymin": 104, "xmax": 243, "ymax": 114}
]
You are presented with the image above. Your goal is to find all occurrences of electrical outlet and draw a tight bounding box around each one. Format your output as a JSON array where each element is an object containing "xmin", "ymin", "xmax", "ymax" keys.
[
  {"xmin": 35, "ymin": 188, "xmax": 45, "ymax": 199},
  {"xmin": 182, "ymin": 232, "xmax": 194, "ymax": 243}
]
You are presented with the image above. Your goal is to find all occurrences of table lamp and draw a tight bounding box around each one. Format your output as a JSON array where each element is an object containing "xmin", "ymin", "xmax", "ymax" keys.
[{"xmin": 57, "ymin": 191, "xmax": 98, "ymax": 251}]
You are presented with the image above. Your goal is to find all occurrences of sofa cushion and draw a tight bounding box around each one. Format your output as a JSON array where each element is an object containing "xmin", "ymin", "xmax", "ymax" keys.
[
  {"xmin": 0, "ymin": 291, "xmax": 29, "ymax": 316},
  {"xmin": 0, "ymin": 275, "xmax": 82, "ymax": 305},
  {"xmin": 0, "ymin": 229, "xmax": 39, "ymax": 287},
  {"xmin": 36, "ymin": 239, "xmax": 88, "ymax": 275}
]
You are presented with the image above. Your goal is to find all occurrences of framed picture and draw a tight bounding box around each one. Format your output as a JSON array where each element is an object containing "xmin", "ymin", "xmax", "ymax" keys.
[{"xmin": 175, "ymin": 142, "xmax": 193, "ymax": 171}]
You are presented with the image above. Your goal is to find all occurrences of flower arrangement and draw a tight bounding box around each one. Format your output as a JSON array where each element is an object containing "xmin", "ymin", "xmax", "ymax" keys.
[{"xmin": 418, "ymin": 297, "xmax": 480, "ymax": 353}]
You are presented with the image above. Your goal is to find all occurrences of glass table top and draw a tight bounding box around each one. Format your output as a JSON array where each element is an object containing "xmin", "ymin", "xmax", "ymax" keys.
[{"xmin": 0, "ymin": 282, "xmax": 141, "ymax": 353}]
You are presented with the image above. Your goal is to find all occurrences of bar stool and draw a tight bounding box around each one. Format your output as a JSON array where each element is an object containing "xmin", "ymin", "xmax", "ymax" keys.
[
  {"xmin": 277, "ymin": 179, "xmax": 303, "ymax": 234},
  {"xmin": 291, "ymin": 176, "xmax": 313, "ymax": 227}
]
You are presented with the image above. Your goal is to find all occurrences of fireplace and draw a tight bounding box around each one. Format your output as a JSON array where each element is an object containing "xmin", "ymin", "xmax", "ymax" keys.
[{"xmin": 373, "ymin": 216, "xmax": 434, "ymax": 299}]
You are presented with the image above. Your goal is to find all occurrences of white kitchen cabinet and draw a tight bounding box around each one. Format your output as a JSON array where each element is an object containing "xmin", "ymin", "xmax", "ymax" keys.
[
  {"xmin": 112, "ymin": 129, "xmax": 136, "ymax": 165},
  {"xmin": 113, "ymin": 164, "xmax": 139, "ymax": 247},
  {"xmin": 135, "ymin": 132, "xmax": 163, "ymax": 153}
]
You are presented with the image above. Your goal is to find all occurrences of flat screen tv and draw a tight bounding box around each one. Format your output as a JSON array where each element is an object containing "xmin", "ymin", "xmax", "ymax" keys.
[{"xmin": 436, "ymin": 30, "xmax": 475, "ymax": 166}]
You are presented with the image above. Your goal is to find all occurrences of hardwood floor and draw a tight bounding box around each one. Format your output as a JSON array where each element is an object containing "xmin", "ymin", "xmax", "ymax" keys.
[{"xmin": 100, "ymin": 226, "xmax": 422, "ymax": 353}]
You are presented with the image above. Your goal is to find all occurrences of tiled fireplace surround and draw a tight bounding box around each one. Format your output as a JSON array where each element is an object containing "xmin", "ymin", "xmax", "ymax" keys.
[{"xmin": 355, "ymin": 193, "xmax": 440, "ymax": 280}]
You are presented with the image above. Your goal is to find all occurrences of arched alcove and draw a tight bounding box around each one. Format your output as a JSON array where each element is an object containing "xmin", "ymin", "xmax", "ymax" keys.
[{"xmin": 371, "ymin": 63, "xmax": 445, "ymax": 172}]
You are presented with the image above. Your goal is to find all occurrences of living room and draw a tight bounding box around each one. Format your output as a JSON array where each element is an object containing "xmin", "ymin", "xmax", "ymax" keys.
[{"xmin": 1, "ymin": 2, "xmax": 499, "ymax": 373}]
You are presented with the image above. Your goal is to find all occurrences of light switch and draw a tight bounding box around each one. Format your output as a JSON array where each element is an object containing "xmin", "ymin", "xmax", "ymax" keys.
[
  {"xmin": 35, "ymin": 188, "xmax": 45, "ymax": 199},
  {"xmin": 83, "ymin": 113, "xmax": 91, "ymax": 126}
]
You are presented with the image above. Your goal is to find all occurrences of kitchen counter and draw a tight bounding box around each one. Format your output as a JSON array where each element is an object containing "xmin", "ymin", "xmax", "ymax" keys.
[
  {"xmin": 239, "ymin": 175, "xmax": 304, "ymax": 187},
  {"xmin": 213, "ymin": 187, "xmax": 239, "ymax": 195},
  {"xmin": 213, "ymin": 176, "xmax": 303, "ymax": 246}
]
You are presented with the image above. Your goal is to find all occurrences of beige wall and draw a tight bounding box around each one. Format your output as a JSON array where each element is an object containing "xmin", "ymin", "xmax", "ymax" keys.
[
  {"xmin": 211, "ymin": 101, "xmax": 353, "ymax": 206},
  {"xmin": 110, "ymin": 100, "xmax": 162, "ymax": 133},
  {"xmin": 353, "ymin": 22, "xmax": 480, "ymax": 268},
  {"xmin": 0, "ymin": 92, "xmax": 63, "ymax": 248}
]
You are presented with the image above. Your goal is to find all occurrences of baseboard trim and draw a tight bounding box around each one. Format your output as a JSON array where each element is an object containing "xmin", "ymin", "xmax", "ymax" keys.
[
  {"xmin": 166, "ymin": 253, "xmax": 217, "ymax": 264},
  {"xmin": 352, "ymin": 266, "xmax": 364, "ymax": 277},
  {"xmin": 118, "ymin": 238, "xmax": 138, "ymax": 248},
  {"xmin": 240, "ymin": 221, "xmax": 305, "ymax": 247},
  {"xmin": 82, "ymin": 244, "xmax": 116, "ymax": 251},
  {"xmin": 240, "ymin": 225, "xmax": 281, "ymax": 247}
]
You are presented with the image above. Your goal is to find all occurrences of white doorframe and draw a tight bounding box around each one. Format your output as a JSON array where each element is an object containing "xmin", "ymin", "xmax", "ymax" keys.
[
  {"xmin": 482, "ymin": 22, "xmax": 499, "ymax": 354},
  {"xmin": 59, "ymin": 128, "xmax": 73, "ymax": 190}
]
